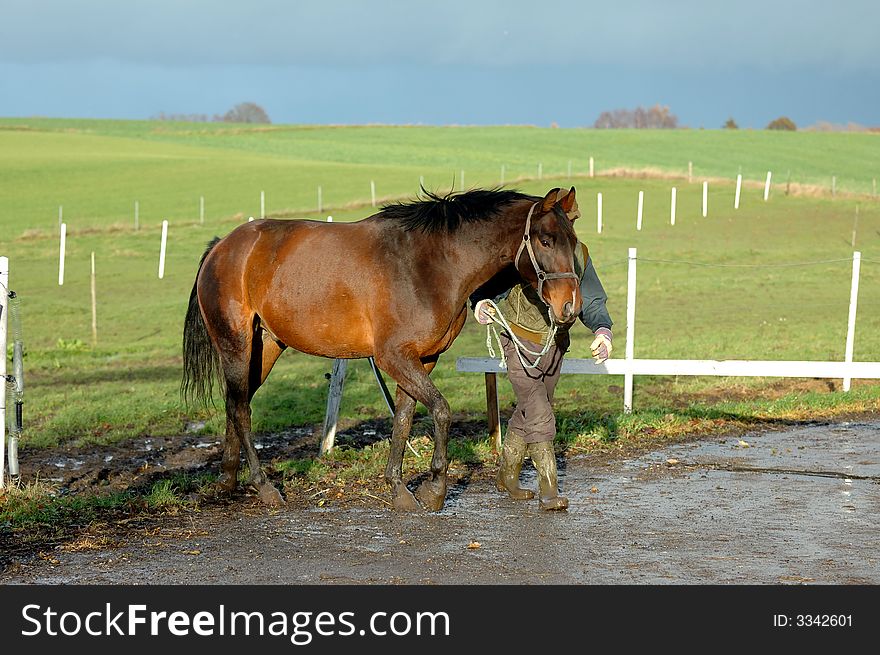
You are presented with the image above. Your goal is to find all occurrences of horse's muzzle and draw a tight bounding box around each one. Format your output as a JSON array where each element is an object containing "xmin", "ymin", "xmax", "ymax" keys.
[{"xmin": 550, "ymin": 301, "xmax": 578, "ymax": 327}]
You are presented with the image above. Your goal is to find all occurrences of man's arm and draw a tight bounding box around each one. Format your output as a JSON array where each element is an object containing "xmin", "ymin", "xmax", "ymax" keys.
[
  {"xmin": 579, "ymin": 255, "xmax": 613, "ymax": 362},
  {"xmin": 579, "ymin": 256, "xmax": 612, "ymax": 332}
]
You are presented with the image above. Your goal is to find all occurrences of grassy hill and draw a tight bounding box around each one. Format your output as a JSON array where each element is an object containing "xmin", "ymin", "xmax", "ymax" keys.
[{"xmin": 1, "ymin": 118, "xmax": 877, "ymax": 236}]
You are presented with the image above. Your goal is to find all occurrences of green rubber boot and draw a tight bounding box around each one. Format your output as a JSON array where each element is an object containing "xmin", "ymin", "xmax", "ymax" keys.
[
  {"xmin": 495, "ymin": 433, "xmax": 535, "ymax": 500},
  {"xmin": 528, "ymin": 441, "xmax": 569, "ymax": 511}
]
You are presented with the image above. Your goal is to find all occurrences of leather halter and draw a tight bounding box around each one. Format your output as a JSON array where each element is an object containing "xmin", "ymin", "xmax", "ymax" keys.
[{"xmin": 514, "ymin": 202, "xmax": 580, "ymax": 306}]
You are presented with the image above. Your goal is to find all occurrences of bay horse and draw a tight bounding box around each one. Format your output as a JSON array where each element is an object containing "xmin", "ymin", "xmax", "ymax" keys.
[{"xmin": 182, "ymin": 186, "xmax": 582, "ymax": 511}]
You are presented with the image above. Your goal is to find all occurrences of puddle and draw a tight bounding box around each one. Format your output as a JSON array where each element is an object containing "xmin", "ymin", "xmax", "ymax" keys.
[{"xmin": 50, "ymin": 457, "xmax": 85, "ymax": 470}]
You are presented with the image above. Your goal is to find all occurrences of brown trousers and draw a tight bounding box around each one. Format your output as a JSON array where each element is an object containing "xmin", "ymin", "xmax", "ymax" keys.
[{"xmin": 501, "ymin": 332, "xmax": 567, "ymax": 444}]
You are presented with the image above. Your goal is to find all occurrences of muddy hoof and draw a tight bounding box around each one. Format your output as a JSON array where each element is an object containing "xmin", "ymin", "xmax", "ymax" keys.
[
  {"xmin": 391, "ymin": 487, "xmax": 421, "ymax": 512},
  {"xmin": 203, "ymin": 477, "xmax": 236, "ymax": 498},
  {"xmin": 414, "ymin": 479, "xmax": 447, "ymax": 512},
  {"xmin": 257, "ymin": 482, "xmax": 285, "ymax": 507}
]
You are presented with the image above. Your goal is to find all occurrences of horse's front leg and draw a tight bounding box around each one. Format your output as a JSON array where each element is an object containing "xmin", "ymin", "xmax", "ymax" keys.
[
  {"xmin": 384, "ymin": 387, "xmax": 420, "ymax": 511},
  {"xmin": 413, "ymin": 391, "xmax": 450, "ymax": 512},
  {"xmin": 376, "ymin": 353, "xmax": 448, "ymax": 512}
]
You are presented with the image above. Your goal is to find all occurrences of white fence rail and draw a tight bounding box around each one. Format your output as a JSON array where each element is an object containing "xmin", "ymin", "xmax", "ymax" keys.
[
  {"xmin": 456, "ymin": 247, "xmax": 877, "ymax": 449},
  {"xmin": 457, "ymin": 356, "xmax": 880, "ymax": 453},
  {"xmin": 457, "ymin": 356, "xmax": 880, "ymax": 380}
]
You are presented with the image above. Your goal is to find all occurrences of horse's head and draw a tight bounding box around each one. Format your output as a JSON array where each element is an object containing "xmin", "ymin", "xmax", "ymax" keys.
[{"xmin": 515, "ymin": 187, "xmax": 583, "ymax": 325}]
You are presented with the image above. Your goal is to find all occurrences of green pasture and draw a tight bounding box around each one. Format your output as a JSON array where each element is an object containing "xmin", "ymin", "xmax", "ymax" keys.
[
  {"xmin": 1, "ymin": 118, "xmax": 878, "ymax": 238},
  {"xmin": 0, "ymin": 120, "xmax": 879, "ymax": 454}
]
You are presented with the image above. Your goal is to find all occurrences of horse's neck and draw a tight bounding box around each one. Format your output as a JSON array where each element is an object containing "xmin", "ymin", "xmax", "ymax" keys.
[{"xmin": 453, "ymin": 203, "xmax": 527, "ymax": 296}]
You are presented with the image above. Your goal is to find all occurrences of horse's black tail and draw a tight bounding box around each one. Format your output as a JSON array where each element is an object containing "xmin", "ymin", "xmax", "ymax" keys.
[{"xmin": 182, "ymin": 237, "xmax": 223, "ymax": 407}]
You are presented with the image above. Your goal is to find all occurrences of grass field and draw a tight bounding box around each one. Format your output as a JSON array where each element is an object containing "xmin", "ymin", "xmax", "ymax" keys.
[
  {"xmin": 1, "ymin": 118, "xmax": 878, "ymax": 237},
  {"xmin": 1, "ymin": 119, "xmax": 879, "ymax": 455}
]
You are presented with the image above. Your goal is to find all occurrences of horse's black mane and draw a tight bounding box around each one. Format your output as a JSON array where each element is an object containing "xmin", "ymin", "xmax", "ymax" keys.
[{"xmin": 379, "ymin": 187, "xmax": 535, "ymax": 233}]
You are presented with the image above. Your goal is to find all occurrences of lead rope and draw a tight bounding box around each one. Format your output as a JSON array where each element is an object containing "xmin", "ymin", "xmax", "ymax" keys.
[
  {"xmin": 482, "ymin": 299, "xmax": 557, "ymax": 371},
  {"xmin": 485, "ymin": 200, "xmax": 572, "ymax": 370}
]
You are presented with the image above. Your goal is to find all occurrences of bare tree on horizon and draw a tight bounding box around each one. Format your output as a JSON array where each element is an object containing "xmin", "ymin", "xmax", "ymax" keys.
[
  {"xmin": 218, "ymin": 102, "xmax": 271, "ymax": 124},
  {"xmin": 594, "ymin": 104, "xmax": 678, "ymax": 129}
]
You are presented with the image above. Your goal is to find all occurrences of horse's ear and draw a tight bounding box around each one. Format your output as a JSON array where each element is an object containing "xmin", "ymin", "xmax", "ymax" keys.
[
  {"xmin": 560, "ymin": 186, "xmax": 579, "ymax": 221},
  {"xmin": 541, "ymin": 188, "xmax": 562, "ymax": 213}
]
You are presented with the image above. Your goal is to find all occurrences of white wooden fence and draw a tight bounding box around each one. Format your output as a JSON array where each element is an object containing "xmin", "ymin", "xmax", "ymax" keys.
[
  {"xmin": 0, "ymin": 256, "xmax": 7, "ymax": 488},
  {"xmin": 456, "ymin": 248, "xmax": 880, "ymax": 450}
]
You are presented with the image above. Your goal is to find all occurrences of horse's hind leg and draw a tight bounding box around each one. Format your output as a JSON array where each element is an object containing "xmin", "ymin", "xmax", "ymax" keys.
[
  {"xmin": 238, "ymin": 329, "xmax": 286, "ymax": 506},
  {"xmin": 215, "ymin": 354, "xmax": 247, "ymax": 496},
  {"xmin": 216, "ymin": 327, "xmax": 285, "ymax": 506}
]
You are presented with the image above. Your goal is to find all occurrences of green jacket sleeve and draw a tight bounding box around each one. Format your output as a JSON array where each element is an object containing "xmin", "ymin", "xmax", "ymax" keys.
[{"xmin": 579, "ymin": 255, "xmax": 613, "ymax": 332}]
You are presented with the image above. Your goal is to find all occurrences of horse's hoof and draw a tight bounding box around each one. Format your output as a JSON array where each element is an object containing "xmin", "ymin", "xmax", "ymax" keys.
[
  {"xmin": 257, "ymin": 482, "xmax": 285, "ymax": 507},
  {"xmin": 391, "ymin": 487, "xmax": 421, "ymax": 512},
  {"xmin": 202, "ymin": 478, "xmax": 235, "ymax": 499},
  {"xmin": 414, "ymin": 479, "xmax": 446, "ymax": 512},
  {"xmin": 215, "ymin": 472, "xmax": 237, "ymax": 493}
]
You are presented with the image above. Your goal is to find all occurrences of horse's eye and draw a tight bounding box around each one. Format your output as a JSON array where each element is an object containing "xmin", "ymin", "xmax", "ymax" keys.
[{"xmin": 540, "ymin": 239, "xmax": 551, "ymax": 248}]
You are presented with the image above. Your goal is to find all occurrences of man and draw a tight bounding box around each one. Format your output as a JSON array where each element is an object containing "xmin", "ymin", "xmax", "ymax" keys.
[{"xmin": 472, "ymin": 188, "xmax": 613, "ymax": 511}]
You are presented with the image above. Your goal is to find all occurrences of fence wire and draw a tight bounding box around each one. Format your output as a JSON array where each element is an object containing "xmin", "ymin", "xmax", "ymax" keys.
[
  {"xmin": 585, "ymin": 251, "xmax": 879, "ymax": 360},
  {"xmin": 632, "ymin": 256, "xmax": 854, "ymax": 269}
]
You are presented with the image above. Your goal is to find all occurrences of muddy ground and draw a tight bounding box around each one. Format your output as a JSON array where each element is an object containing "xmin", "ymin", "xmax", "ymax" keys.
[{"xmin": 3, "ymin": 420, "xmax": 879, "ymax": 584}]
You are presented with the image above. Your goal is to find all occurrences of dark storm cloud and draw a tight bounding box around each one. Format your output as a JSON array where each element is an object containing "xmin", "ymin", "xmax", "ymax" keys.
[
  {"xmin": 1, "ymin": 1, "xmax": 877, "ymax": 126},
  {"xmin": 1, "ymin": 0, "xmax": 877, "ymax": 72}
]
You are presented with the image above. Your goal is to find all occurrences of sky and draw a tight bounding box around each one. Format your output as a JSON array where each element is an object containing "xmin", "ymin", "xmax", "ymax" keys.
[{"xmin": 1, "ymin": 0, "xmax": 878, "ymax": 128}]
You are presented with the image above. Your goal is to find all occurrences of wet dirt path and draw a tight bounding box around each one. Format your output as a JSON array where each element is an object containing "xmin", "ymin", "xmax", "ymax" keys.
[{"xmin": 5, "ymin": 421, "xmax": 879, "ymax": 584}]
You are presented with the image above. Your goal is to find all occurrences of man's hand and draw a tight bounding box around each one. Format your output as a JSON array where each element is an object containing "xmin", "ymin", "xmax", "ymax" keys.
[
  {"xmin": 590, "ymin": 327, "xmax": 612, "ymax": 363},
  {"xmin": 474, "ymin": 299, "xmax": 496, "ymax": 325}
]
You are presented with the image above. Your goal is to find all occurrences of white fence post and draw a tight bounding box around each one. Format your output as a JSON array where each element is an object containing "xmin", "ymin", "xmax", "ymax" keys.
[
  {"xmin": 158, "ymin": 220, "xmax": 168, "ymax": 279},
  {"xmin": 843, "ymin": 251, "xmax": 861, "ymax": 392},
  {"xmin": 370, "ymin": 180, "xmax": 376, "ymax": 207},
  {"xmin": 735, "ymin": 174, "xmax": 742, "ymax": 209},
  {"xmin": 260, "ymin": 190, "xmax": 265, "ymax": 219},
  {"xmin": 58, "ymin": 223, "xmax": 67, "ymax": 286},
  {"xmin": 637, "ymin": 190, "xmax": 644, "ymax": 231},
  {"xmin": 0, "ymin": 256, "xmax": 7, "ymax": 489},
  {"xmin": 764, "ymin": 171, "xmax": 772, "ymax": 201},
  {"xmin": 90, "ymin": 251, "xmax": 97, "ymax": 345},
  {"xmin": 589, "ymin": 156, "xmax": 594, "ymax": 178},
  {"xmin": 702, "ymin": 181, "xmax": 708, "ymax": 217},
  {"xmin": 597, "ymin": 192, "xmax": 603, "ymax": 233},
  {"xmin": 852, "ymin": 206, "xmax": 859, "ymax": 249},
  {"xmin": 624, "ymin": 248, "xmax": 637, "ymax": 413},
  {"xmin": 670, "ymin": 187, "xmax": 677, "ymax": 225}
]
